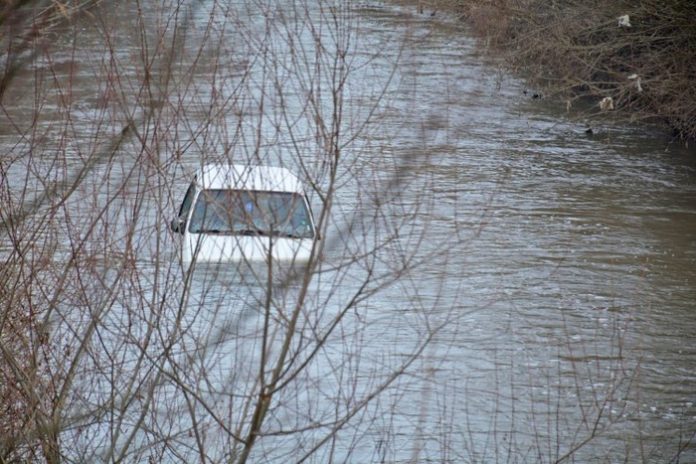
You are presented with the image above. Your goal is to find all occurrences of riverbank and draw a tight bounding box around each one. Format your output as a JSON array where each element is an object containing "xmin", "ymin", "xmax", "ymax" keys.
[{"xmin": 391, "ymin": 0, "xmax": 696, "ymax": 142}]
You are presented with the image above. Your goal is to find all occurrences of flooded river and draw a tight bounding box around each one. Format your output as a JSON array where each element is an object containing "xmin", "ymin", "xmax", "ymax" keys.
[{"xmin": 1, "ymin": 1, "xmax": 695, "ymax": 462}]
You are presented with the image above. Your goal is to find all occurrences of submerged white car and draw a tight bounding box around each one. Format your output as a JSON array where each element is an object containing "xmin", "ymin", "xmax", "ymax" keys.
[{"xmin": 171, "ymin": 164, "xmax": 317, "ymax": 264}]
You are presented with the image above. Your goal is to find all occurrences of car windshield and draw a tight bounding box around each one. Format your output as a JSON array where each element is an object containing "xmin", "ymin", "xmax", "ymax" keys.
[{"xmin": 188, "ymin": 189, "xmax": 314, "ymax": 238}]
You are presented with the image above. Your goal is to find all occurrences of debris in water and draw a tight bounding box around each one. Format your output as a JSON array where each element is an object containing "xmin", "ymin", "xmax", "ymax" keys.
[
  {"xmin": 599, "ymin": 96, "xmax": 614, "ymax": 111},
  {"xmin": 628, "ymin": 73, "xmax": 643, "ymax": 92}
]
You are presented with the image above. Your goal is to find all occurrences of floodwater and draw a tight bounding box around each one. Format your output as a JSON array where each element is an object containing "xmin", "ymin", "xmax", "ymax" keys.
[{"xmin": 1, "ymin": 1, "xmax": 695, "ymax": 462}]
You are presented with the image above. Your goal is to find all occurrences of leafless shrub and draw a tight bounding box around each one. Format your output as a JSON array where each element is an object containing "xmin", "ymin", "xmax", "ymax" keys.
[
  {"xmin": 0, "ymin": 1, "xmax": 454, "ymax": 462},
  {"xmin": 409, "ymin": 0, "xmax": 696, "ymax": 140}
]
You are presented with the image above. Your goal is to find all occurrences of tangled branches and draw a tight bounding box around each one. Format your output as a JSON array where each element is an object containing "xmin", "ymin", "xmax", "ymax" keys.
[{"xmin": 422, "ymin": 0, "xmax": 696, "ymax": 140}]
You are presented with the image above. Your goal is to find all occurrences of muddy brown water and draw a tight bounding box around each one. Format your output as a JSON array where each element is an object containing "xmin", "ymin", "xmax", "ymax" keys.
[{"xmin": 1, "ymin": 1, "xmax": 695, "ymax": 462}]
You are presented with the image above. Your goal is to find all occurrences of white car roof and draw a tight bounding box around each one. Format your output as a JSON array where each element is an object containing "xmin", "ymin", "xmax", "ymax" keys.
[{"xmin": 194, "ymin": 164, "xmax": 304, "ymax": 193}]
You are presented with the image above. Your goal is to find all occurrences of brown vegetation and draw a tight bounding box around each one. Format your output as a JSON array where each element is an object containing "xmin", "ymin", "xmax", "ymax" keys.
[
  {"xmin": 0, "ymin": 1, "xmax": 448, "ymax": 462},
  {"xmin": 411, "ymin": 0, "xmax": 696, "ymax": 140}
]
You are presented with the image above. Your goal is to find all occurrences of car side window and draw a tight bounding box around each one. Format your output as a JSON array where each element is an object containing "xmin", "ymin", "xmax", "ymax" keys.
[{"xmin": 178, "ymin": 182, "xmax": 196, "ymax": 219}]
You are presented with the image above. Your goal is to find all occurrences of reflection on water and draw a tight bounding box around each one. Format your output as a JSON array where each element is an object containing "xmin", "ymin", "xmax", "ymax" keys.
[{"xmin": 1, "ymin": 1, "xmax": 695, "ymax": 462}]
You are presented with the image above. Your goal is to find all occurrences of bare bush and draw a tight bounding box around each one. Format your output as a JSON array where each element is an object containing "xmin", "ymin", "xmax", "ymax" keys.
[
  {"xmin": 0, "ymin": 1, "xmax": 452, "ymax": 462},
  {"xmin": 409, "ymin": 0, "xmax": 696, "ymax": 140}
]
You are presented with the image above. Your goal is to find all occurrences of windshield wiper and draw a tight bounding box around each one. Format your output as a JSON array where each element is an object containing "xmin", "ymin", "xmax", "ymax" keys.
[
  {"xmin": 234, "ymin": 228, "xmax": 267, "ymax": 236},
  {"xmin": 279, "ymin": 232, "xmax": 307, "ymax": 239}
]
